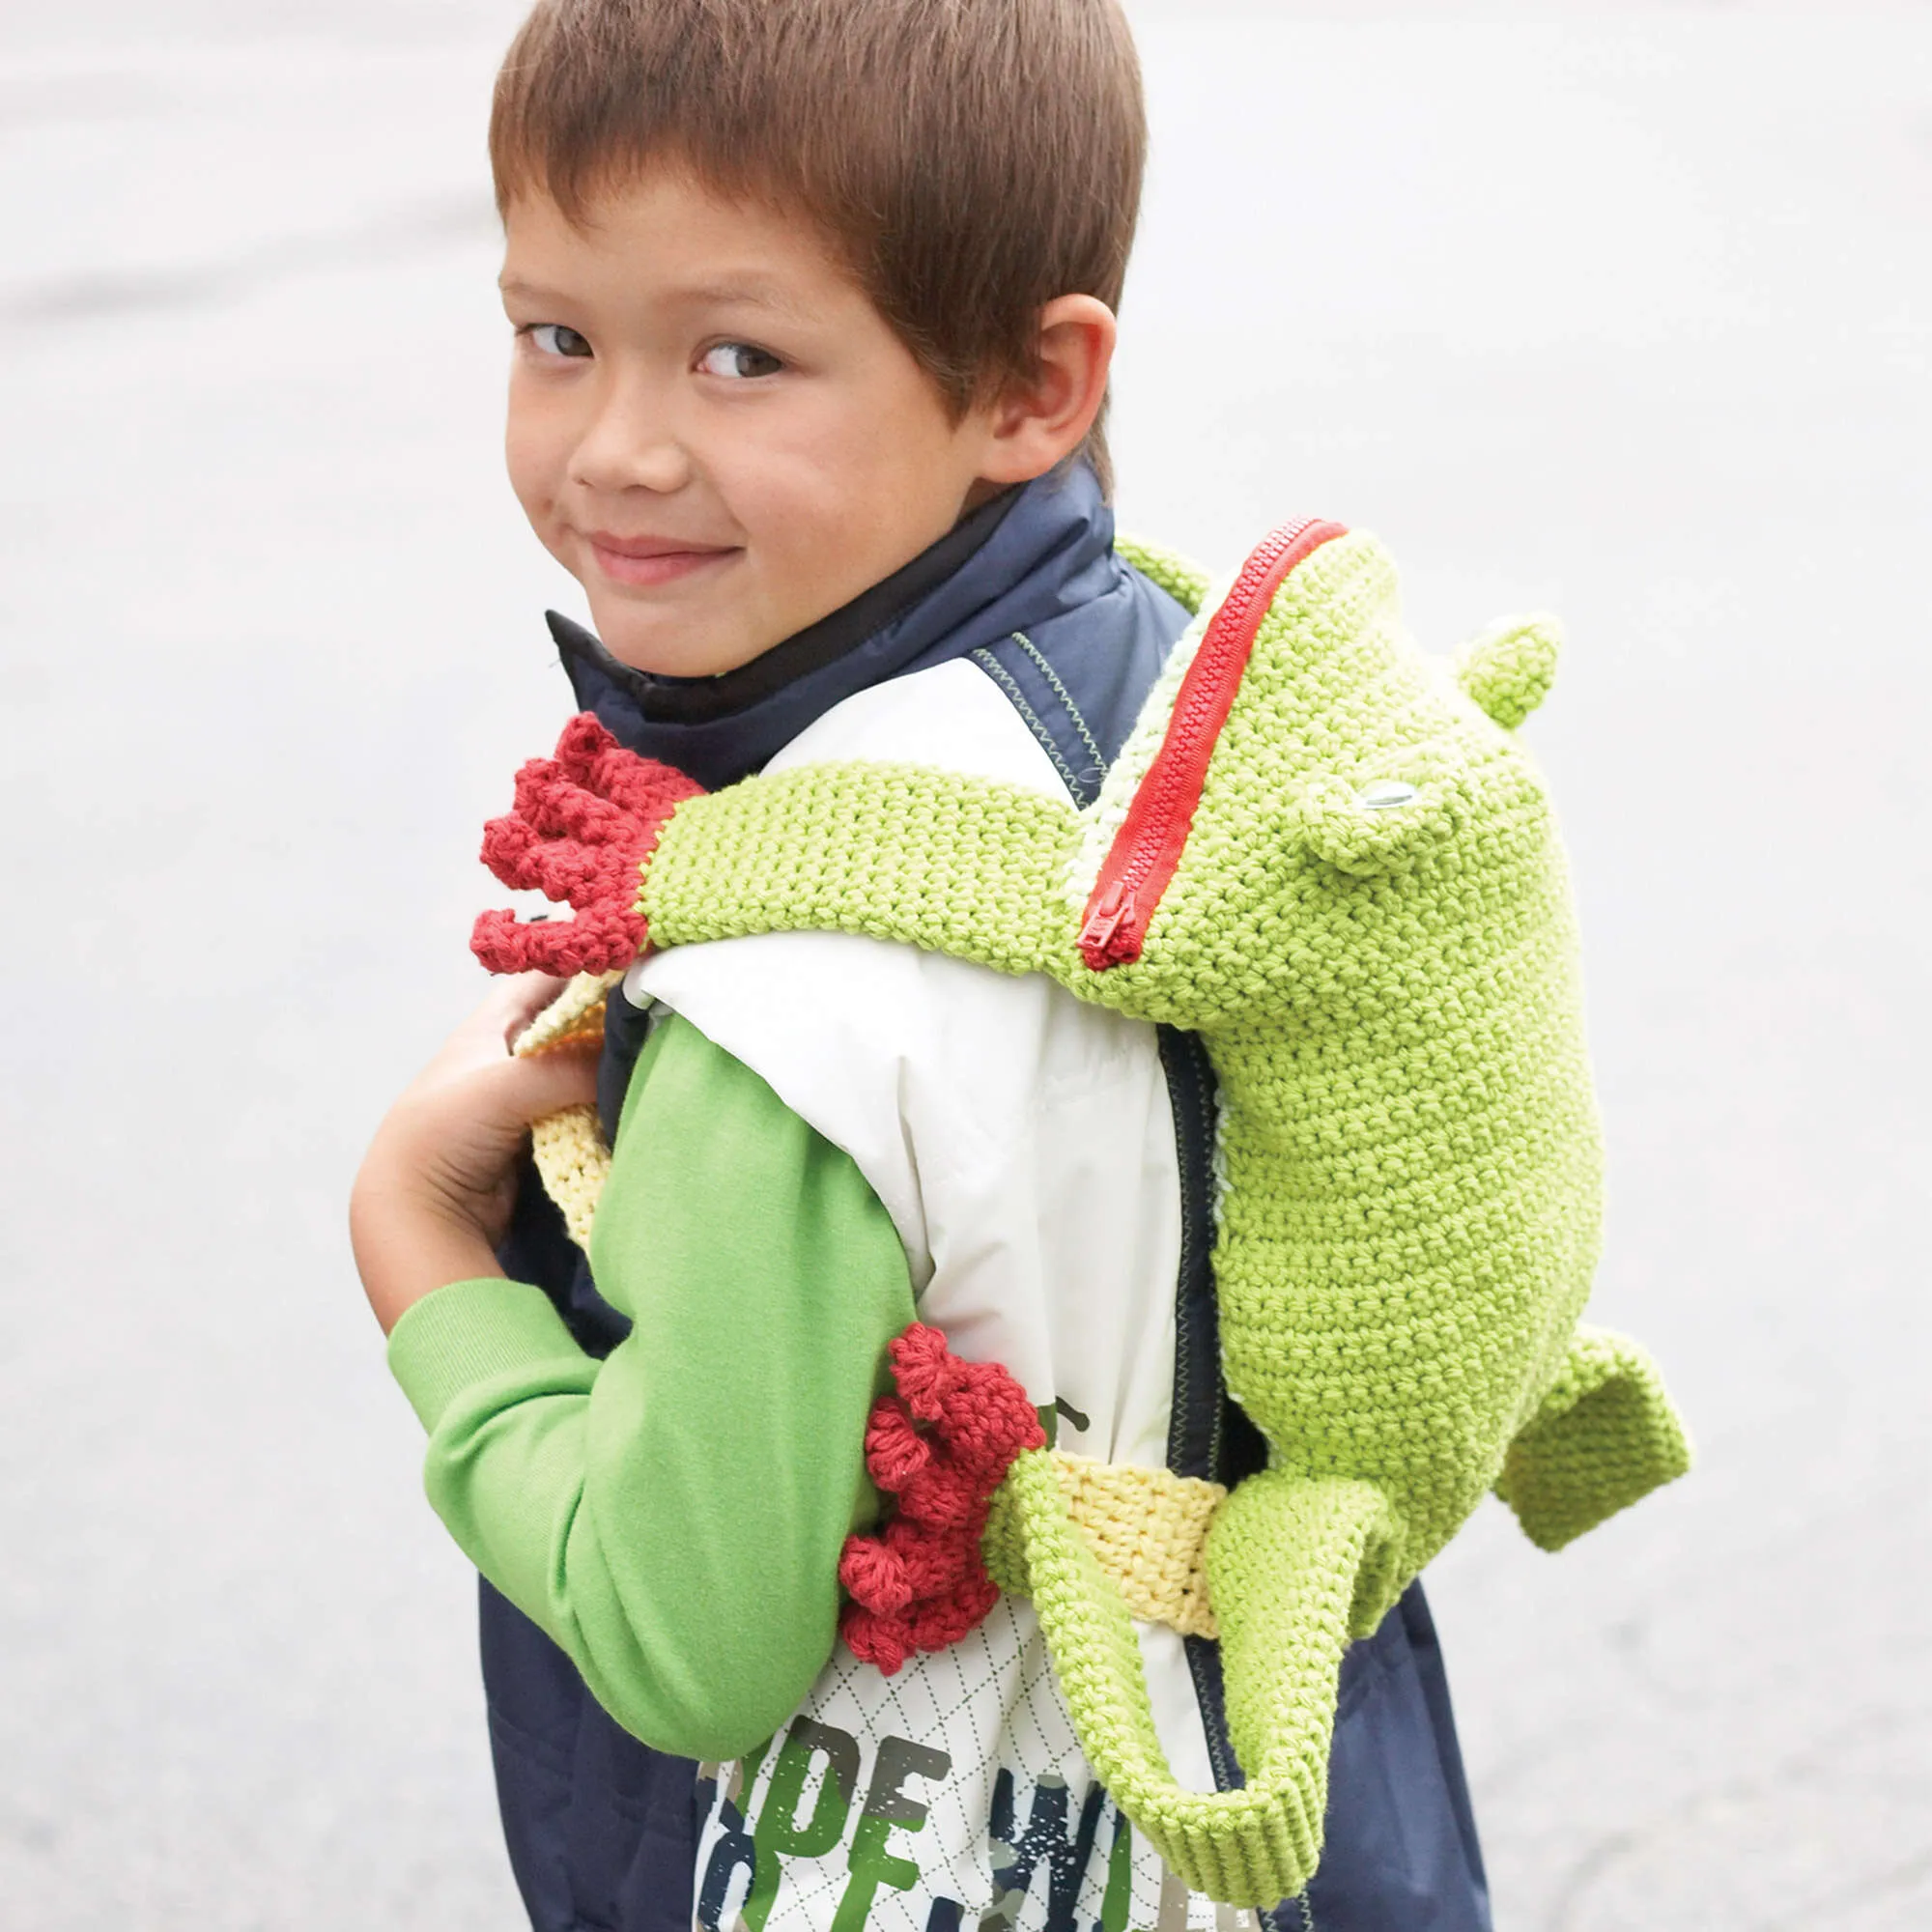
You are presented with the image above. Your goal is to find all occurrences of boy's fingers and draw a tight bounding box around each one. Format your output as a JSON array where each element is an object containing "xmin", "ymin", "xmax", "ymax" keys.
[{"xmin": 498, "ymin": 1038, "xmax": 601, "ymax": 1121}]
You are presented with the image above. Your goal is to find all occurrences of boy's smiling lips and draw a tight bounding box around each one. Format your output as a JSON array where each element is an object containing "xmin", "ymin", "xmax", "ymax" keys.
[{"xmin": 582, "ymin": 528, "xmax": 742, "ymax": 588}]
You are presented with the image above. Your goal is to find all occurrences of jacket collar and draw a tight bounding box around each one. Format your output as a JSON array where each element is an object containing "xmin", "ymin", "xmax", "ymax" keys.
[{"xmin": 550, "ymin": 461, "xmax": 1117, "ymax": 791}]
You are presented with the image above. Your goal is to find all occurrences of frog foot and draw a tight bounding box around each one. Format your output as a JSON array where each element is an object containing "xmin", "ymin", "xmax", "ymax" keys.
[
  {"xmin": 988, "ymin": 1455, "xmax": 1400, "ymax": 1909},
  {"xmin": 838, "ymin": 1324, "xmax": 1046, "ymax": 1674},
  {"xmin": 1496, "ymin": 1324, "xmax": 1692, "ymax": 1550},
  {"xmin": 472, "ymin": 713, "xmax": 705, "ymax": 977}
]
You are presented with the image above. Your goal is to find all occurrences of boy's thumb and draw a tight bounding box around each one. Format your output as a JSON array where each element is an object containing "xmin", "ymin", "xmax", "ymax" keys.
[{"xmin": 505, "ymin": 1038, "xmax": 601, "ymax": 1122}]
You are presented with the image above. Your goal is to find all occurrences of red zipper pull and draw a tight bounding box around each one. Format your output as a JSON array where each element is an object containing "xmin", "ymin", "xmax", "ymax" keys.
[{"xmin": 1078, "ymin": 884, "xmax": 1143, "ymax": 970}]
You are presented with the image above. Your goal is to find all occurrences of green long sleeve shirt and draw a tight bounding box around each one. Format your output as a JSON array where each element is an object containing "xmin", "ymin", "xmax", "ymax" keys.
[{"xmin": 386, "ymin": 1009, "xmax": 918, "ymax": 1759}]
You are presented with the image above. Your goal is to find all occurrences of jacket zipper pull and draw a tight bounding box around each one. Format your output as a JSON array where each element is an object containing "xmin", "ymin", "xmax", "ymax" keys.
[{"xmin": 1078, "ymin": 884, "xmax": 1142, "ymax": 971}]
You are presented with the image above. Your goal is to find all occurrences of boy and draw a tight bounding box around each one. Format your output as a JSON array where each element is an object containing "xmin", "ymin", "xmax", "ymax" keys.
[{"xmin": 352, "ymin": 2, "xmax": 1492, "ymax": 1927}]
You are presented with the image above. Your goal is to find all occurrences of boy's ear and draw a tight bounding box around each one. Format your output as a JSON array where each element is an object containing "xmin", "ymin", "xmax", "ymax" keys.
[{"xmin": 974, "ymin": 295, "xmax": 1117, "ymax": 486}]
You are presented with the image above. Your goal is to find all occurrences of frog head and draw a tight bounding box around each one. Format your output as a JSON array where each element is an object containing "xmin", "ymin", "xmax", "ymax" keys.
[{"xmin": 1076, "ymin": 527, "xmax": 1569, "ymax": 1030}]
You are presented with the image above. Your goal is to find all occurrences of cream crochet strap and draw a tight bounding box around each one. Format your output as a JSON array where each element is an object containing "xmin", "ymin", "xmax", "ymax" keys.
[{"xmin": 512, "ymin": 970, "xmax": 620, "ymax": 1254}]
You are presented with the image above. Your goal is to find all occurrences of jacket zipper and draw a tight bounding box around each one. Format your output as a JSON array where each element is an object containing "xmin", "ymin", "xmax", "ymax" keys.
[{"xmin": 1077, "ymin": 518, "xmax": 1348, "ymax": 971}]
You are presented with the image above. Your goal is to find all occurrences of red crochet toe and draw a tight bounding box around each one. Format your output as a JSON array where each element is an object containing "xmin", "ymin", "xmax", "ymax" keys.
[
  {"xmin": 472, "ymin": 713, "xmax": 705, "ymax": 977},
  {"xmin": 838, "ymin": 1323, "xmax": 1045, "ymax": 1674}
]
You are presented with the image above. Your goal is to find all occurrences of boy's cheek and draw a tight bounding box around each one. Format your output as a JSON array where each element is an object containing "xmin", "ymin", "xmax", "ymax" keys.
[
  {"xmin": 504, "ymin": 391, "xmax": 574, "ymax": 539},
  {"xmin": 503, "ymin": 431, "xmax": 554, "ymax": 531},
  {"xmin": 510, "ymin": 471, "xmax": 577, "ymax": 582}
]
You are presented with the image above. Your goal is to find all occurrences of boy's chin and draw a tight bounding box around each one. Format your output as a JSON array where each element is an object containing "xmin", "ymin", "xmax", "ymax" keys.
[{"xmin": 588, "ymin": 603, "xmax": 777, "ymax": 679}]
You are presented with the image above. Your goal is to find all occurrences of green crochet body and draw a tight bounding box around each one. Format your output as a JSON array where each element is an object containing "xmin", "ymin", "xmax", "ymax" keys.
[{"xmin": 636, "ymin": 524, "xmax": 1690, "ymax": 1907}]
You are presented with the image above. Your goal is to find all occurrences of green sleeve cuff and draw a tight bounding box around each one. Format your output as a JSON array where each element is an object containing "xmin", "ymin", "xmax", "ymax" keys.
[{"xmin": 386, "ymin": 1276, "xmax": 589, "ymax": 1435}]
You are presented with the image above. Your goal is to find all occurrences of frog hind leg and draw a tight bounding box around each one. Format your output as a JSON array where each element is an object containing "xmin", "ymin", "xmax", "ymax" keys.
[
  {"xmin": 988, "ymin": 1453, "xmax": 1398, "ymax": 1909},
  {"xmin": 1495, "ymin": 1324, "xmax": 1693, "ymax": 1552}
]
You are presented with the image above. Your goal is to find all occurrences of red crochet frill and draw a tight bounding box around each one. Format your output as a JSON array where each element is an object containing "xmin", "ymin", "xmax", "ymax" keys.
[
  {"xmin": 471, "ymin": 712, "xmax": 705, "ymax": 977},
  {"xmin": 838, "ymin": 1323, "xmax": 1046, "ymax": 1675}
]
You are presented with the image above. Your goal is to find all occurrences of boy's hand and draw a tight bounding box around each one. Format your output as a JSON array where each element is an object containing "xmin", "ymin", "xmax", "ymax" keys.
[{"xmin": 351, "ymin": 973, "xmax": 600, "ymax": 1335}]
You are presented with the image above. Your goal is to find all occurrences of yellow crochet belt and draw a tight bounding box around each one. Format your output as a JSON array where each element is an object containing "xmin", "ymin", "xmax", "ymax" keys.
[
  {"xmin": 1010, "ymin": 1453, "xmax": 1224, "ymax": 1638},
  {"xmin": 512, "ymin": 976, "xmax": 1228, "ymax": 1637}
]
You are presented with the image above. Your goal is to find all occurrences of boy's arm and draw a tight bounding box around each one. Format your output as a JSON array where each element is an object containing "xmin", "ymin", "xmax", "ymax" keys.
[{"xmin": 384, "ymin": 1009, "xmax": 916, "ymax": 1761}]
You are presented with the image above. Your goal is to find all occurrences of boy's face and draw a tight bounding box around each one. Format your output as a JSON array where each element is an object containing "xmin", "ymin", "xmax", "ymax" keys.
[{"xmin": 501, "ymin": 171, "xmax": 1002, "ymax": 677}]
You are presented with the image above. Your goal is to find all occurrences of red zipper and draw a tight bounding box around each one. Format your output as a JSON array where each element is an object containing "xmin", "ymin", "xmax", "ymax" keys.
[{"xmin": 1077, "ymin": 518, "xmax": 1348, "ymax": 970}]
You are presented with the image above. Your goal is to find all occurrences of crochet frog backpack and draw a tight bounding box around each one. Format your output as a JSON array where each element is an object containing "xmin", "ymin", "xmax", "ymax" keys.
[{"xmin": 475, "ymin": 519, "xmax": 1691, "ymax": 1909}]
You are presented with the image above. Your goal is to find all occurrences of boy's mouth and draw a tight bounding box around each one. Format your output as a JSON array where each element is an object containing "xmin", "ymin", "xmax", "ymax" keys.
[{"xmin": 582, "ymin": 529, "xmax": 740, "ymax": 588}]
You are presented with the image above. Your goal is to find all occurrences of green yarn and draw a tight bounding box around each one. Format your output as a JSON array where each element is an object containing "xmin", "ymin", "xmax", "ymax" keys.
[
  {"xmin": 1114, "ymin": 531, "xmax": 1214, "ymax": 614},
  {"xmin": 645, "ymin": 761, "xmax": 1070, "ymax": 980},
  {"xmin": 640, "ymin": 526, "xmax": 1690, "ymax": 1907},
  {"xmin": 1454, "ymin": 612, "xmax": 1564, "ymax": 730},
  {"xmin": 1494, "ymin": 1323, "xmax": 1688, "ymax": 1552}
]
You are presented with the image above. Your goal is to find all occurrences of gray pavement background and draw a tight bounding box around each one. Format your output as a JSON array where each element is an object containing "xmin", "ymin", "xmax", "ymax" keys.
[{"xmin": 1, "ymin": 3, "xmax": 1926, "ymax": 1926}]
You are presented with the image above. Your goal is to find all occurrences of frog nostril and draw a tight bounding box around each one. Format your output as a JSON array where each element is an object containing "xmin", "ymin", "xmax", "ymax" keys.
[{"xmin": 1355, "ymin": 781, "xmax": 1419, "ymax": 812}]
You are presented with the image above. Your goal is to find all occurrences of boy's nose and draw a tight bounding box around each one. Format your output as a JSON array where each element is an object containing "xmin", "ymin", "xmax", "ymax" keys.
[{"xmin": 568, "ymin": 381, "xmax": 693, "ymax": 497}]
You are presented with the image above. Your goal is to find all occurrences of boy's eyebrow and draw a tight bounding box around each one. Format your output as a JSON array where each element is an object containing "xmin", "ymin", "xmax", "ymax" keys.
[
  {"xmin": 497, "ymin": 273, "xmax": 816, "ymax": 323},
  {"xmin": 673, "ymin": 277, "xmax": 817, "ymax": 321}
]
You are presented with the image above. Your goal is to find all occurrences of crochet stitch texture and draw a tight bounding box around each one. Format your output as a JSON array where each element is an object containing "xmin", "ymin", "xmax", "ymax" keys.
[
  {"xmin": 476, "ymin": 524, "xmax": 1691, "ymax": 1907},
  {"xmin": 838, "ymin": 1323, "xmax": 1047, "ymax": 1674},
  {"xmin": 474, "ymin": 712, "xmax": 701, "ymax": 978},
  {"xmin": 508, "ymin": 969, "xmax": 621, "ymax": 1252}
]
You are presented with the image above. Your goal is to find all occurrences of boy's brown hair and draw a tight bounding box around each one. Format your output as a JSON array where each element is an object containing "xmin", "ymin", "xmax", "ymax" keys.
[{"xmin": 490, "ymin": 0, "xmax": 1146, "ymax": 492}]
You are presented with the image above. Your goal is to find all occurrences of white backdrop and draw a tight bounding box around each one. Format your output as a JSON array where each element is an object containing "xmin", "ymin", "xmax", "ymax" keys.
[{"xmin": 1, "ymin": 3, "xmax": 1925, "ymax": 1925}]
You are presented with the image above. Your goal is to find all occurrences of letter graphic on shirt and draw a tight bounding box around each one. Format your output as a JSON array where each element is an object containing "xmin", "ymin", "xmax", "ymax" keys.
[
  {"xmin": 744, "ymin": 1719, "xmax": 862, "ymax": 1930},
  {"xmin": 830, "ymin": 1735, "xmax": 952, "ymax": 1931},
  {"xmin": 987, "ymin": 1768, "xmax": 1107, "ymax": 1932},
  {"xmin": 1099, "ymin": 1804, "xmax": 1132, "ymax": 1932},
  {"xmin": 696, "ymin": 1739, "xmax": 772, "ymax": 1932}
]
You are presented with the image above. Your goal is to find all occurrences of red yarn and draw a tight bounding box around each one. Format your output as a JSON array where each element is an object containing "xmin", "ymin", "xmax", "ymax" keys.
[
  {"xmin": 471, "ymin": 713, "xmax": 705, "ymax": 977},
  {"xmin": 838, "ymin": 1323, "xmax": 1046, "ymax": 1675}
]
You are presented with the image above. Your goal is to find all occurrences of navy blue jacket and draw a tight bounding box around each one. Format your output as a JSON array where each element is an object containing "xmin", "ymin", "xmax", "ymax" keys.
[{"xmin": 484, "ymin": 464, "xmax": 1492, "ymax": 1932}]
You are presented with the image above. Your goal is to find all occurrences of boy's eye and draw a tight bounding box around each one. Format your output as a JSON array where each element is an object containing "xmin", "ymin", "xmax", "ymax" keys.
[
  {"xmin": 697, "ymin": 341, "xmax": 784, "ymax": 381},
  {"xmin": 526, "ymin": 324, "xmax": 592, "ymax": 359}
]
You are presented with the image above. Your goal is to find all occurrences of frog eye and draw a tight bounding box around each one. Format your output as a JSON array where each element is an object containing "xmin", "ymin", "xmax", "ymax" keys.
[
  {"xmin": 1354, "ymin": 780, "xmax": 1420, "ymax": 811},
  {"xmin": 1296, "ymin": 769, "xmax": 1457, "ymax": 875}
]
